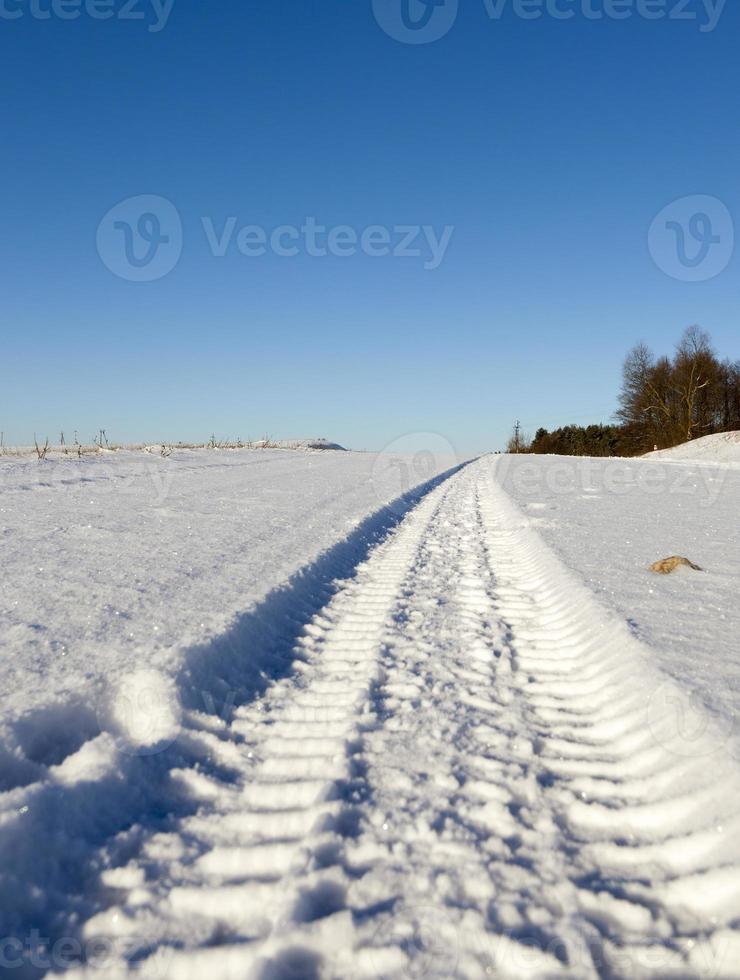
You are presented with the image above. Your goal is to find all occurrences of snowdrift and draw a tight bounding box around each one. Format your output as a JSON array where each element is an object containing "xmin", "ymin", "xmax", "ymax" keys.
[{"xmin": 645, "ymin": 430, "xmax": 740, "ymax": 463}]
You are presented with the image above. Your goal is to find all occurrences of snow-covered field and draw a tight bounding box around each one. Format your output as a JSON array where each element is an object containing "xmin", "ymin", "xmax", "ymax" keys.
[
  {"xmin": 0, "ymin": 447, "xmax": 458, "ymax": 736},
  {"xmin": 497, "ymin": 446, "xmax": 740, "ymax": 736},
  {"xmin": 2, "ymin": 444, "xmax": 740, "ymax": 978}
]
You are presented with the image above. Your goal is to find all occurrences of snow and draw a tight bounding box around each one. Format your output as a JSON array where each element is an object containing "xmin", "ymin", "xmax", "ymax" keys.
[
  {"xmin": 0, "ymin": 447, "xmax": 457, "ymax": 743},
  {"xmin": 645, "ymin": 430, "xmax": 740, "ymax": 465},
  {"xmin": 2, "ymin": 450, "xmax": 740, "ymax": 978},
  {"xmin": 496, "ymin": 452, "xmax": 740, "ymax": 741}
]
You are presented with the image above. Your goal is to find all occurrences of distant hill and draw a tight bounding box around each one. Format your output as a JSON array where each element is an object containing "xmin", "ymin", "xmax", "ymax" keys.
[{"xmin": 253, "ymin": 438, "xmax": 347, "ymax": 451}]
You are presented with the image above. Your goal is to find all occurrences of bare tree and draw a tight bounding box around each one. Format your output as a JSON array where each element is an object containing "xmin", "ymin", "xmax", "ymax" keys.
[
  {"xmin": 34, "ymin": 434, "xmax": 50, "ymax": 461},
  {"xmin": 672, "ymin": 327, "xmax": 715, "ymax": 442}
]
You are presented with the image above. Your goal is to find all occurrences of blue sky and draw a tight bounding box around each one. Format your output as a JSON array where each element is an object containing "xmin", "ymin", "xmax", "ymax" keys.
[{"xmin": 2, "ymin": 0, "xmax": 739, "ymax": 454}]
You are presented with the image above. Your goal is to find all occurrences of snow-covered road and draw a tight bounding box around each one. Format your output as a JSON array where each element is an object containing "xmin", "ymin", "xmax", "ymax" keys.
[{"xmin": 7, "ymin": 457, "xmax": 739, "ymax": 979}]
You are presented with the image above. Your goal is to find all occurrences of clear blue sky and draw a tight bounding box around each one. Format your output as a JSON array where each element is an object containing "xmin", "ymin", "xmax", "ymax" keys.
[{"xmin": 2, "ymin": 0, "xmax": 739, "ymax": 453}]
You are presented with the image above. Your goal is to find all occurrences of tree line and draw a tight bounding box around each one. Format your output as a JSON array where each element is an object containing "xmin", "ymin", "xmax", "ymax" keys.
[{"xmin": 513, "ymin": 327, "xmax": 740, "ymax": 457}]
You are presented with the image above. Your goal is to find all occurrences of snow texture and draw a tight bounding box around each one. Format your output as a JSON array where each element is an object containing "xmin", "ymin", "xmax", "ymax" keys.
[
  {"xmin": 1, "ymin": 450, "xmax": 739, "ymax": 979},
  {"xmin": 497, "ymin": 451, "xmax": 740, "ymax": 742}
]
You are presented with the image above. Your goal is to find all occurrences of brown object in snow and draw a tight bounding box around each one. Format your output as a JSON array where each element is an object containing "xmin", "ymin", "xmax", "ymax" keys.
[{"xmin": 649, "ymin": 556, "xmax": 704, "ymax": 575}]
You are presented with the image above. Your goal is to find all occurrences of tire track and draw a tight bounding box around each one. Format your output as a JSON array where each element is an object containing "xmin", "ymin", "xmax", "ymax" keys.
[
  {"xmin": 63, "ymin": 458, "xmax": 740, "ymax": 979},
  {"xmin": 335, "ymin": 460, "xmax": 740, "ymax": 978},
  {"xmin": 0, "ymin": 463, "xmax": 468, "ymax": 980},
  {"xmin": 65, "ymin": 471, "xmax": 459, "ymax": 979},
  {"xmin": 477, "ymin": 459, "xmax": 740, "ymax": 979},
  {"xmin": 346, "ymin": 464, "xmax": 595, "ymax": 980}
]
